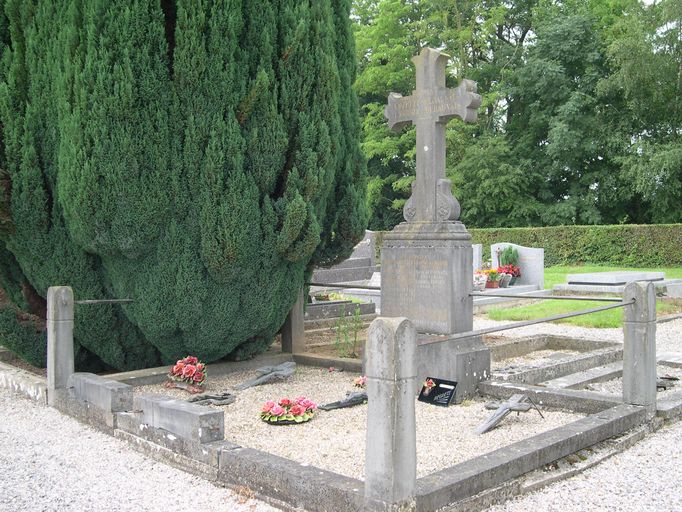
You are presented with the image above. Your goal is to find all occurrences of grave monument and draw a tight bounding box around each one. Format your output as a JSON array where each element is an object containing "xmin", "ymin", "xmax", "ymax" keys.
[{"xmin": 380, "ymin": 48, "xmax": 490, "ymax": 401}]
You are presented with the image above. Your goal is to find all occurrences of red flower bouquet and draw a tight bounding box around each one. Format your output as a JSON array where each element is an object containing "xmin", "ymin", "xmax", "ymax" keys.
[{"xmin": 167, "ymin": 355, "xmax": 207, "ymax": 389}]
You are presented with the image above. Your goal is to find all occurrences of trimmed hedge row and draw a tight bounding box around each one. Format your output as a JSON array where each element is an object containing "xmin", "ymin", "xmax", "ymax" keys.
[
  {"xmin": 469, "ymin": 224, "xmax": 682, "ymax": 267},
  {"xmin": 373, "ymin": 224, "xmax": 682, "ymax": 267}
]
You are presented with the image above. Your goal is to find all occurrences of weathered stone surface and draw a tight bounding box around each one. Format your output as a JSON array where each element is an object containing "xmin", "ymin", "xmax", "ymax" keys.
[
  {"xmin": 568, "ymin": 271, "xmax": 664, "ymax": 285},
  {"xmin": 491, "ymin": 243, "xmax": 544, "ymax": 289},
  {"xmin": 384, "ymin": 48, "xmax": 480, "ymax": 224},
  {"xmin": 155, "ymin": 399, "xmax": 224, "ymax": 443},
  {"xmin": 666, "ymin": 282, "xmax": 682, "ymax": 298},
  {"xmin": 415, "ymin": 404, "xmax": 646, "ymax": 511},
  {"xmin": 416, "ymin": 335, "xmax": 490, "ymax": 402},
  {"xmin": 381, "ymin": 222, "xmax": 473, "ymax": 335},
  {"xmin": 622, "ymin": 281, "xmax": 657, "ymax": 417},
  {"xmin": 282, "ymin": 289, "xmax": 305, "ymax": 354},
  {"xmin": 47, "ymin": 286, "xmax": 74, "ymax": 406},
  {"xmin": 365, "ymin": 317, "xmax": 417, "ymax": 510},
  {"xmin": 472, "ymin": 243, "xmax": 482, "ymax": 273},
  {"xmin": 133, "ymin": 392, "xmax": 226, "ymax": 443},
  {"xmin": 305, "ymin": 300, "xmax": 375, "ymax": 321},
  {"xmin": 68, "ymin": 372, "xmax": 133, "ymax": 412},
  {"xmin": 218, "ymin": 447, "xmax": 364, "ymax": 512}
]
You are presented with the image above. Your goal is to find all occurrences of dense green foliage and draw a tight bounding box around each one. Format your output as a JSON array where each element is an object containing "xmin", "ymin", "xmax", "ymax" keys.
[
  {"xmin": 0, "ymin": 0, "xmax": 366, "ymax": 369},
  {"xmin": 469, "ymin": 224, "xmax": 682, "ymax": 267},
  {"xmin": 353, "ymin": 0, "xmax": 682, "ymax": 230}
]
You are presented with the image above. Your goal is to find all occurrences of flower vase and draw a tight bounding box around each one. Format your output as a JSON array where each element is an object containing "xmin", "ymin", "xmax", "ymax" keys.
[
  {"xmin": 509, "ymin": 277, "xmax": 517, "ymax": 286},
  {"xmin": 498, "ymin": 273, "xmax": 508, "ymax": 288},
  {"xmin": 485, "ymin": 280, "xmax": 500, "ymax": 289}
]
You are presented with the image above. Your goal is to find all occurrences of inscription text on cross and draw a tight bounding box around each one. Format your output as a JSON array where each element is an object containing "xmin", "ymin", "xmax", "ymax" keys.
[{"xmin": 384, "ymin": 48, "xmax": 481, "ymax": 223}]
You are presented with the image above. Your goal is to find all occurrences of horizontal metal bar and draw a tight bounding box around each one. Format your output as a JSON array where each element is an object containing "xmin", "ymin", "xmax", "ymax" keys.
[
  {"xmin": 75, "ymin": 299, "xmax": 134, "ymax": 305},
  {"xmin": 307, "ymin": 282, "xmax": 380, "ymax": 291},
  {"xmin": 469, "ymin": 292, "xmax": 624, "ymax": 302},
  {"xmin": 441, "ymin": 300, "xmax": 635, "ymax": 342}
]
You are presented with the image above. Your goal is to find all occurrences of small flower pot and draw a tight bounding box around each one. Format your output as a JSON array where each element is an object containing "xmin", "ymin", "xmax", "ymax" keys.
[
  {"xmin": 485, "ymin": 280, "xmax": 500, "ymax": 289},
  {"xmin": 509, "ymin": 277, "xmax": 517, "ymax": 286},
  {"xmin": 500, "ymin": 273, "xmax": 512, "ymax": 288}
]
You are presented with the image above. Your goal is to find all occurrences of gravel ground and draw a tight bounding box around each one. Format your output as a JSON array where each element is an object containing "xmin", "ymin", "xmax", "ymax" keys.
[
  {"xmin": 0, "ymin": 387, "xmax": 281, "ymax": 512},
  {"xmin": 485, "ymin": 420, "xmax": 682, "ymax": 512},
  {"xmin": 491, "ymin": 349, "xmax": 581, "ymax": 372},
  {"xmin": 474, "ymin": 315, "xmax": 682, "ymax": 354},
  {"xmin": 2, "ymin": 317, "xmax": 682, "ymax": 511},
  {"xmin": 584, "ymin": 365, "xmax": 682, "ymax": 396},
  {"xmin": 137, "ymin": 366, "xmax": 581, "ymax": 479}
]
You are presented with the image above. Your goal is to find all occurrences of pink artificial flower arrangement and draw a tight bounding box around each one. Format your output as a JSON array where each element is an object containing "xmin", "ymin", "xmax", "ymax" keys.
[
  {"xmin": 354, "ymin": 376, "xmax": 367, "ymax": 389},
  {"xmin": 168, "ymin": 355, "xmax": 207, "ymax": 387},
  {"xmin": 261, "ymin": 396, "xmax": 317, "ymax": 424}
]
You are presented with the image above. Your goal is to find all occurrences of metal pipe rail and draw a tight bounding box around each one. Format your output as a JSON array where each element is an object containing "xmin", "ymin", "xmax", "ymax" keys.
[
  {"xmin": 440, "ymin": 299, "xmax": 634, "ymax": 342},
  {"xmin": 74, "ymin": 299, "xmax": 133, "ymax": 305},
  {"xmin": 469, "ymin": 292, "xmax": 624, "ymax": 302},
  {"xmin": 307, "ymin": 282, "xmax": 380, "ymax": 290}
]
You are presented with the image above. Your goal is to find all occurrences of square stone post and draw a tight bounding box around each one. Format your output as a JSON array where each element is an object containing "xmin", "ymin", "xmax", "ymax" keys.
[
  {"xmin": 622, "ymin": 281, "xmax": 657, "ymax": 418},
  {"xmin": 364, "ymin": 317, "xmax": 417, "ymax": 512},
  {"xmin": 47, "ymin": 286, "xmax": 75, "ymax": 406},
  {"xmin": 281, "ymin": 288, "xmax": 305, "ymax": 354}
]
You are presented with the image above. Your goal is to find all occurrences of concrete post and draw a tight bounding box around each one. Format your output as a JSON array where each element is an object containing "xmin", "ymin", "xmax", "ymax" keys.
[
  {"xmin": 281, "ymin": 288, "xmax": 305, "ymax": 354},
  {"xmin": 47, "ymin": 286, "xmax": 74, "ymax": 406},
  {"xmin": 622, "ymin": 281, "xmax": 657, "ymax": 418},
  {"xmin": 364, "ymin": 317, "xmax": 417, "ymax": 512}
]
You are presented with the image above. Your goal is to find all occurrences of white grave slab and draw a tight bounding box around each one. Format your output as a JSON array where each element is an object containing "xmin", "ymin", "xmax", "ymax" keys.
[{"xmin": 567, "ymin": 271, "xmax": 665, "ymax": 285}]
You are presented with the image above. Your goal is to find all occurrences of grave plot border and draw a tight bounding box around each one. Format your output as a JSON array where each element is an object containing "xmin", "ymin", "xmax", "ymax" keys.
[
  {"xmin": 42, "ymin": 366, "xmax": 649, "ymax": 512},
  {"xmin": 489, "ymin": 334, "xmax": 624, "ymax": 385}
]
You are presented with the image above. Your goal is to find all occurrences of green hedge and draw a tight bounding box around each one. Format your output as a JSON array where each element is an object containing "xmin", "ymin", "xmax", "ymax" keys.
[
  {"xmin": 469, "ymin": 224, "xmax": 682, "ymax": 267},
  {"xmin": 374, "ymin": 224, "xmax": 682, "ymax": 267}
]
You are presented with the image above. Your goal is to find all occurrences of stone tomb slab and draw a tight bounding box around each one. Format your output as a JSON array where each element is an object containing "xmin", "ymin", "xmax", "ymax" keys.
[{"xmin": 566, "ymin": 271, "xmax": 665, "ymax": 286}]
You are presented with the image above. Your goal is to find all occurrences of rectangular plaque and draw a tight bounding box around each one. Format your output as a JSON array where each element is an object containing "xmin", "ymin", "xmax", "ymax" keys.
[{"xmin": 418, "ymin": 377, "xmax": 457, "ymax": 407}]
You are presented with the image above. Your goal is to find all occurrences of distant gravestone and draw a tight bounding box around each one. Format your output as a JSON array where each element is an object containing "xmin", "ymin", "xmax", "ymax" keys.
[
  {"xmin": 381, "ymin": 47, "xmax": 481, "ymax": 335},
  {"xmin": 472, "ymin": 244, "xmax": 483, "ymax": 273},
  {"xmin": 491, "ymin": 243, "xmax": 544, "ymax": 289}
]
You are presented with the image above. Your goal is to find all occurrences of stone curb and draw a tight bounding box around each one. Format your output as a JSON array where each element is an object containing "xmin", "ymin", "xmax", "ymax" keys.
[
  {"xmin": 415, "ymin": 404, "xmax": 646, "ymax": 511},
  {"xmin": 0, "ymin": 360, "xmax": 47, "ymax": 404}
]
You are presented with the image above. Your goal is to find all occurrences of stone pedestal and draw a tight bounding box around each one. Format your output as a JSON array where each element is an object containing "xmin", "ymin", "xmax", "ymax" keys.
[
  {"xmin": 47, "ymin": 286, "xmax": 75, "ymax": 407},
  {"xmin": 417, "ymin": 335, "xmax": 490, "ymax": 403},
  {"xmin": 381, "ymin": 221, "xmax": 473, "ymax": 335}
]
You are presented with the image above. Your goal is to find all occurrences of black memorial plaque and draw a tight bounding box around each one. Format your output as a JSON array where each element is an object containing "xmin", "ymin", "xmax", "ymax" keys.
[{"xmin": 418, "ymin": 377, "xmax": 457, "ymax": 407}]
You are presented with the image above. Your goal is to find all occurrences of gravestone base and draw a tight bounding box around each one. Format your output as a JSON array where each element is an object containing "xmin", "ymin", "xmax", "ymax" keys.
[
  {"xmin": 381, "ymin": 221, "xmax": 473, "ymax": 335},
  {"xmin": 417, "ymin": 335, "xmax": 490, "ymax": 403}
]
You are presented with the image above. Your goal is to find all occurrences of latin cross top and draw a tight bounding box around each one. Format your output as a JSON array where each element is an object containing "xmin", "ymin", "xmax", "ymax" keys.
[{"xmin": 384, "ymin": 48, "xmax": 481, "ymax": 223}]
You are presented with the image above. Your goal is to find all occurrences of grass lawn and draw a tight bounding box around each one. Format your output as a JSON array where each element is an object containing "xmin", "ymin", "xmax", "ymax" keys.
[{"xmin": 486, "ymin": 265, "xmax": 682, "ymax": 328}]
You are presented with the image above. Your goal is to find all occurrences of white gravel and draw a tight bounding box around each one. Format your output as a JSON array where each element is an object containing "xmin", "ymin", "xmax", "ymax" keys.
[
  {"xmin": 2, "ymin": 317, "xmax": 682, "ymax": 511},
  {"xmin": 584, "ymin": 365, "xmax": 682, "ymax": 396},
  {"xmin": 137, "ymin": 366, "xmax": 581, "ymax": 480},
  {"xmin": 485, "ymin": 420, "xmax": 682, "ymax": 512},
  {"xmin": 0, "ymin": 386, "xmax": 281, "ymax": 512},
  {"xmin": 474, "ymin": 315, "xmax": 682, "ymax": 354}
]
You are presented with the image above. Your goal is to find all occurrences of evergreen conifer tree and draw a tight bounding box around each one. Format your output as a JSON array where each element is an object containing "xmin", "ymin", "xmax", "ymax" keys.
[{"xmin": 0, "ymin": 0, "xmax": 366, "ymax": 369}]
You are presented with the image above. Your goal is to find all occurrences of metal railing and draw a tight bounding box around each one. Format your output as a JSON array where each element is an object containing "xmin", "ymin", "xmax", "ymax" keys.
[
  {"xmin": 307, "ymin": 282, "xmax": 380, "ymax": 290},
  {"xmin": 74, "ymin": 299, "xmax": 133, "ymax": 305},
  {"xmin": 306, "ymin": 282, "xmax": 636, "ymax": 341},
  {"xmin": 445, "ymin": 299, "xmax": 635, "ymax": 341}
]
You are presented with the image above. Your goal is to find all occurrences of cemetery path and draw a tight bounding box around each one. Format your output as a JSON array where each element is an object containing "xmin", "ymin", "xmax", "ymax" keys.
[
  {"xmin": 485, "ymin": 418, "xmax": 682, "ymax": 512},
  {"xmin": 0, "ymin": 387, "xmax": 283, "ymax": 512}
]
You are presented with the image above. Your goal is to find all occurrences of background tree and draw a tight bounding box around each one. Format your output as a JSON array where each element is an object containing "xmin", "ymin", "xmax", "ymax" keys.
[
  {"xmin": 0, "ymin": 0, "xmax": 366, "ymax": 369},
  {"xmin": 353, "ymin": 0, "xmax": 679, "ymax": 230}
]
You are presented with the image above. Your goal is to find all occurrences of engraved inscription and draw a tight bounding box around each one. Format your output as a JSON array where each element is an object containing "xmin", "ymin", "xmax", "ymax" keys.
[{"xmin": 383, "ymin": 251, "xmax": 452, "ymax": 333}]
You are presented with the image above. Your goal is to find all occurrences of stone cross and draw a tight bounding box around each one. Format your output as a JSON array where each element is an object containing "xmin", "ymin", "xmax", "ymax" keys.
[{"xmin": 384, "ymin": 48, "xmax": 481, "ymax": 223}]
